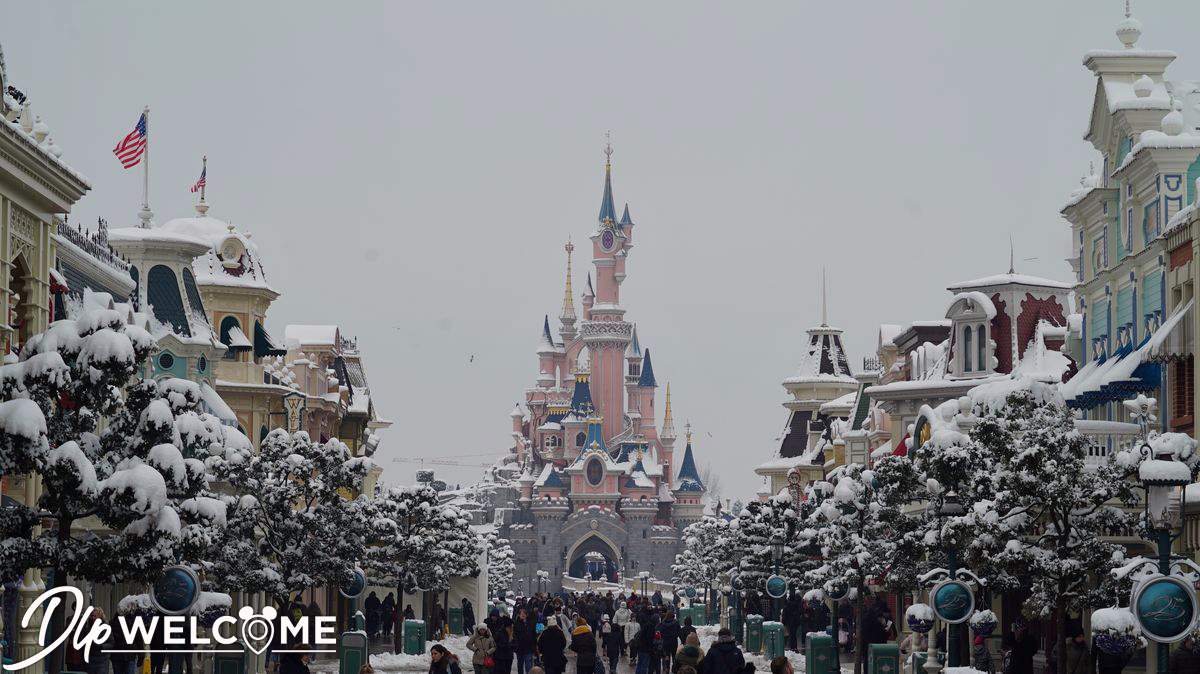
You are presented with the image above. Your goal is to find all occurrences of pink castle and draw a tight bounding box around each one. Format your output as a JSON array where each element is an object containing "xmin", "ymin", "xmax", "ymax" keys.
[{"xmin": 503, "ymin": 146, "xmax": 707, "ymax": 590}]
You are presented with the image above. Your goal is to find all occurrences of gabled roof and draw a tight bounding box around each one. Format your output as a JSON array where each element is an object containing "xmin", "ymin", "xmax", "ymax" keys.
[
  {"xmin": 674, "ymin": 440, "xmax": 705, "ymax": 492},
  {"xmin": 638, "ymin": 349, "xmax": 657, "ymax": 387}
]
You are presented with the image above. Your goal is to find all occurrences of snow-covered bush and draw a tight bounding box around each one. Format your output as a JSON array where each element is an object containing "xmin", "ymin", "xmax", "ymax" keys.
[
  {"xmin": 968, "ymin": 609, "xmax": 997, "ymax": 636},
  {"xmin": 485, "ymin": 531, "xmax": 515, "ymax": 599},
  {"xmin": 1090, "ymin": 607, "xmax": 1139, "ymax": 655},
  {"xmin": 906, "ymin": 603, "xmax": 934, "ymax": 633}
]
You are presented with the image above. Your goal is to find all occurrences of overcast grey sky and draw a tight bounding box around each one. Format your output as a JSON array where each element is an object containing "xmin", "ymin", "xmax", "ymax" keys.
[{"xmin": 6, "ymin": 1, "xmax": 1199, "ymax": 500}]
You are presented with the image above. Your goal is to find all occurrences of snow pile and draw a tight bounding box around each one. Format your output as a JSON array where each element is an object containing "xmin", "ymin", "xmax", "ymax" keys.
[
  {"xmin": 906, "ymin": 603, "xmax": 934, "ymax": 621},
  {"xmin": 1091, "ymin": 607, "xmax": 1137, "ymax": 635},
  {"xmin": 0, "ymin": 399, "xmax": 49, "ymax": 442}
]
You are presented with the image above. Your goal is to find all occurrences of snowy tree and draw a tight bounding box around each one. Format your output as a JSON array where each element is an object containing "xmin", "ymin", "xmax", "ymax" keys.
[
  {"xmin": 737, "ymin": 494, "xmax": 816, "ymax": 614},
  {"xmin": 917, "ymin": 384, "xmax": 1186, "ymax": 670},
  {"xmin": 671, "ymin": 516, "xmax": 739, "ymax": 590},
  {"xmin": 0, "ymin": 310, "xmax": 236, "ymax": 674},
  {"xmin": 804, "ymin": 458, "xmax": 922, "ymax": 674},
  {"xmin": 206, "ymin": 429, "xmax": 374, "ymax": 604},
  {"xmin": 485, "ymin": 531, "xmax": 515, "ymax": 599},
  {"xmin": 363, "ymin": 485, "xmax": 481, "ymax": 652}
]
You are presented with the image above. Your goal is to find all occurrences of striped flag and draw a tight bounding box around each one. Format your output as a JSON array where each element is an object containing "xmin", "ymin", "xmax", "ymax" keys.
[
  {"xmin": 113, "ymin": 113, "xmax": 147, "ymax": 169},
  {"xmin": 190, "ymin": 165, "xmax": 206, "ymax": 193}
]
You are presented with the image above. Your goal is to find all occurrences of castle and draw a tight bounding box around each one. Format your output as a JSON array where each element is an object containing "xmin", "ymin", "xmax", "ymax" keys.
[{"xmin": 502, "ymin": 146, "xmax": 708, "ymax": 592}]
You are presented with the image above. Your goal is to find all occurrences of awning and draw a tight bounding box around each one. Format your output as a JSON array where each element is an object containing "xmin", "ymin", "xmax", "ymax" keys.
[
  {"xmin": 254, "ymin": 321, "xmax": 287, "ymax": 357},
  {"xmin": 49, "ymin": 268, "xmax": 69, "ymax": 294},
  {"xmin": 1065, "ymin": 300, "xmax": 1192, "ymax": 409},
  {"xmin": 200, "ymin": 382, "xmax": 239, "ymax": 426},
  {"xmin": 223, "ymin": 325, "xmax": 253, "ymax": 352}
]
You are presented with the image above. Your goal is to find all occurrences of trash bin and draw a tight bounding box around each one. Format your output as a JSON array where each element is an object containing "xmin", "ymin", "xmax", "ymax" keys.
[
  {"xmin": 805, "ymin": 633, "xmax": 834, "ymax": 674},
  {"xmin": 744, "ymin": 615, "xmax": 764, "ymax": 653},
  {"xmin": 211, "ymin": 647, "xmax": 246, "ymax": 674},
  {"xmin": 449, "ymin": 606, "xmax": 463, "ymax": 635},
  {"xmin": 763, "ymin": 622, "xmax": 785, "ymax": 660},
  {"xmin": 692, "ymin": 604, "xmax": 707, "ymax": 627},
  {"xmin": 404, "ymin": 619, "xmax": 428, "ymax": 654},
  {"xmin": 869, "ymin": 643, "xmax": 900, "ymax": 674},
  {"xmin": 339, "ymin": 631, "xmax": 369, "ymax": 674}
]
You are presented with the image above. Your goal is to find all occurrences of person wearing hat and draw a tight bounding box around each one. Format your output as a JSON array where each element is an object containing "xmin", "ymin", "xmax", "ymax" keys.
[
  {"xmin": 570, "ymin": 617, "xmax": 598, "ymax": 674},
  {"xmin": 972, "ymin": 635, "xmax": 993, "ymax": 674},
  {"xmin": 1062, "ymin": 625, "xmax": 1087, "ymax": 674},
  {"xmin": 702, "ymin": 628, "xmax": 744, "ymax": 674},
  {"xmin": 538, "ymin": 617, "xmax": 568, "ymax": 674},
  {"xmin": 602, "ymin": 615, "xmax": 622, "ymax": 674},
  {"xmin": 672, "ymin": 633, "xmax": 704, "ymax": 674}
]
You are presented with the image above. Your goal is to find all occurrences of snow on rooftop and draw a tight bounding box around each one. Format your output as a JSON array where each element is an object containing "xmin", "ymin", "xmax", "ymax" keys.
[
  {"xmin": 947, "ymin": 273, "xmax": 1072, "ymax": 291},
  {"xmin": 285, "ymin": 324, "xmax": 339, "ymax": 347}
]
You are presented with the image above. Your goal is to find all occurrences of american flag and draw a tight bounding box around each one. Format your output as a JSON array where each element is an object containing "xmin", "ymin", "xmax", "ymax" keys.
[
  {"xmin": 190, "ymin": 165, "xmax": 206, "ymax": 193},
  {"xmin": 113, "ymin": 113, "xmax": 147, "ymax": 169}
]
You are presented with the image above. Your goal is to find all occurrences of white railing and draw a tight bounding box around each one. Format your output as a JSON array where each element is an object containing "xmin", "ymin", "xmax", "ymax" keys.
[{"xmin": 1075, "ymin": 419, "xmax": 1141, "ymax": 468}]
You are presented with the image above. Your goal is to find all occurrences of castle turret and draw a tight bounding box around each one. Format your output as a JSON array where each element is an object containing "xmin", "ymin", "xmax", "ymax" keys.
[
  {"xmin": 625, "ymin": 325, "xmax": 643, "ymax": 428},
  {"xmin": 672, "ymin": 424, "xmax": 706, "ymax": 528},
  {"xmin": 582, "ymin": 273, "xmax": 595, "ymax": 320},
  {"xmin": 537, "ymin": 315, "xmax": 557, "ymax": 388},
  {"xmin": 637, "ymin": 349, "xmax": 658, "ymax": 445}
]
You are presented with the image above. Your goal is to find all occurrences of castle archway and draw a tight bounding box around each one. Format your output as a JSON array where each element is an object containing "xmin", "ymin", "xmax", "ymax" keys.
[{"xmin": 565, "ymin": 532, "xmax": 622, "ymax": 583}]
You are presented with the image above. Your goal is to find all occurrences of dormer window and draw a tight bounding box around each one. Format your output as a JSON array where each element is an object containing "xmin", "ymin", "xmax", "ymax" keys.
[{"xmin": 947, "ymin": 292, "xmax": 994, "ymax": 378}]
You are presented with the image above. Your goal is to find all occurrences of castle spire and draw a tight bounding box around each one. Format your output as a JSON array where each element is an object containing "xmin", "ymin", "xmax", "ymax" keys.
[
  {"xmin": 619, "ymin": 203, "xmax": 634, "ymax": 228},
  {"xmin": 820, "ymin": 267, "xmax": 828, "ymax": 327},
  {"xmin": 560, "ymin": 237, "xmax": 577, "ymax": 338},
  {"xmin": 662, "ymin": 382, "xmax": 676, "ymax": 439},
  {"xmin": 598, "ymin": 138, "xmax": 617, "ymax": 226},
  {"xmin": 638, "ymin": 348, "xmax": 657, "ymax": 388},
  {"xmin": 674, "ymin": 427, "xmax": 705, "ymax": 492}
]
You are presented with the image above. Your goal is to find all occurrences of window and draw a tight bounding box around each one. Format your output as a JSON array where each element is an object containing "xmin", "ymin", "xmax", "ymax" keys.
[
  {"xmin": 181, "ymin": 268, "xmax": 208, "ymax": 322},
  {"xmin": 576, "ymin": 432, "xmax": 586, "ymax": 447},
  {"xmin": 976, "ymin": 325, "xmax": 986, "ymax": 372},
  {"xmin": 158, "ymin": 352, "xmax": 175, "ymax": 369},
  {"xmin": 147, "ymin": 266, "xmax": 191, "ymax": 337},
  {"xmin": 198, "ymin": 355, "xmax": 208, "ymax": 372},
  {"xmin": 1172, "ymin": 355, "xmax": 1195, "ymax": 434},
  {"xmin": 963, "ymin": 327, "xmax": 973, "ymax": 372},
  {"xmin": 220, "ymin": 316, "xmax": 242, "ymax": 360}
]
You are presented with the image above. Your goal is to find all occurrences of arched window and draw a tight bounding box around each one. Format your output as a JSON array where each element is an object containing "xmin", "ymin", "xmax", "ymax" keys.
[
  {"xmin": 128, "ymin": 265, "xmax": 140, "ymax": 310},
  {"xmin": 147, "ymin": 265, "xmax": 191, "ymax": 337},
  {"xmin": 576, "ymin": 432, "xmax": 586, "ymax": 447},
  {"xmin": 963, "ymin": 327, "xmax": 973, "ymax": 372},
  {"xmin": 976, "ymin": 325, "xmax": 986, "ymax": 372},
  {"xmin": 220, "ymin": 316, "xmax": 242, "ymax": 360},
  {"xmin": 260, "ymin": 426, "xmax": 269, "ymax": 446}
]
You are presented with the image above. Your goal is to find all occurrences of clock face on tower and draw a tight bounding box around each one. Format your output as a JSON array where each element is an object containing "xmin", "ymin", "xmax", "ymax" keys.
[{"xmin": 600, "ymin": 229, "xmax": 615, "ymax": 251}]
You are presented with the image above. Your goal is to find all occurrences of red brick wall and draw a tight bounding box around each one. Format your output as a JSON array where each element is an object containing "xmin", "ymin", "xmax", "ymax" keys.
[
  {"xmin": 991, "ymin": 295, "xmax": 1012, "ymax": 373},
  {"xmin": 1016, "ymin": 294, "xmax": 1066, "ymax": 359},
  {"xmin": 1170, "ymin": 241, "xmax": 1193, "ymax": 270}
]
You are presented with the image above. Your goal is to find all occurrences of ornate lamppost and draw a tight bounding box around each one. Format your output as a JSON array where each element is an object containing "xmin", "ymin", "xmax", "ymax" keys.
[
  {"xmin": 768, "ymin": 534, "xmax": 787, "ymax": 622},
  {"xmin": 730, "ymin": 549, "xmax": 745, "ymax": 643},
  {"xmin": 1114, "ymin": 397, "xmax": 1200, "ymax": 674},
  {"xmin": 919, "ymin": 492, "xmax": 985, "ymax": 670}
]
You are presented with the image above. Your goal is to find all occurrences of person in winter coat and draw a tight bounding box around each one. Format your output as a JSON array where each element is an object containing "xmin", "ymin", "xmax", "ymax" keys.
[
  {"xmin": 365, "ymin": 592, "xmax": 381, "ymax": 639},
  {"xmin": 467, "ymin": 625, "xmax": 498, "ymax": 674},
  {"xmin": 1168, "ymin": 636, "xmax": 1200, "ymax": 674},
  {"xmin": 972, "ymin": 636, "xmax": 993, "ymax": 674},
  {"xmin": 602, "ymin": 616, "xmax": 622, "ymax": 674},
  {"xmin": 513, "ymin": 609, "xmax": 538, "ymax": 674},
  {"xmin": 108, "ymin": 610, "xmax": 139, "ymax": 674},
  {"xmin": 702, "ymin": 628, "xmax": 745, "ymax": 674},
  {"xmin": 680, "ymin": 617, "xmax": 696, "ymax": 642},
  {"xmin": 614, "ymin": 604, "xmax": 633, "ymax": 657},
  {"xmin": 430, "ymin": 644, "xmax": 465, "ymax": 674},
  {"xmin": 279, "ymin": 643, "xmax": 311, "ymax": 674},
  {"xmin": 1002, "ymin": 622, "xmax": 1038, "ymax": 674},
  {"xmin": 899, "ymin": 631, "xmax": 928, "ymax": 673},
  {"xmin": 1061, "ymin": 631, "xmax": 1088, "ymax": 674},
  {"xmin": 431, "ymin": 602, "xmax": 448, "ymax": 639},
  {"xmin": 381, "ymin": 593, "xmax": 396, "ymax": 637},
  {"xmin": 488, "ymin": 609, "xmax": 515, "ymax": 674},
  {"xmin": 625, "ymin": 614, "xmax": 643, "ymax": 663},
  {"xmin": 463, "ymin": 599, "xmax": 477, "ymax": 636},
  {"xmin": 660, "ymin": 612, "xmax": 681, "ymax": 671},
  {"xmin": 673, "ymin": 633, "xmax": 704, "ymax": 674},
  {"xmin": 571, "ymin": 617, "xmax": 599, "ymax": 674},
  {"xmin": 81, "ymin": 609, "xmax": 113, "ymax": 674},
  {"xmin": 404, "ymin": 604, "xmax": 416, "ymax": 620},
  {"xmin": 537, "ymin": 623, "xmax": 568, "ymax": 674}
]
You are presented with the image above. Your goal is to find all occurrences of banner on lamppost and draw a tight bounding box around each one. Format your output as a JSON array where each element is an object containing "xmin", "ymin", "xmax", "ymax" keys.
[
  {"xmin": 765, "ymin": 574, "xmax": 787, "ymax": 599},
  {"xmin": 931, "ymin": 579, "xmax": 974, "ymax": 624},
  {"xmin": 1130, "ymin": 575, "xmax": 1199, "ymax": 644},
  {"xmin": 150, "ymin": 564, "xmax": 201, "ymax": 615}
]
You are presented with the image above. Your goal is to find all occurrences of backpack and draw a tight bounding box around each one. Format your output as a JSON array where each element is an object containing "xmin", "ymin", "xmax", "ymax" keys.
[
  {"xmin": 595, "ymin": 655, "xmax": 606, "ymax": 674},
  {"xmin": 654, "ymin": 631, "xmax": 664, "ymax": 656}
]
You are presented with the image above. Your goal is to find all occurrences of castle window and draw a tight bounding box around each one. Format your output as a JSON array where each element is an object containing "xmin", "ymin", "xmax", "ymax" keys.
[{"xmin": 576, "ymin": 432, "xmax": 586, "ymax": 447}]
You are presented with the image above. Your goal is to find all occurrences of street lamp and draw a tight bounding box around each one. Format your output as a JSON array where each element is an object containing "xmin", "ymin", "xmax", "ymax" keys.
[
  {"xmin": 731, "ymin": 549, "xmax": 745, "ymax": 644},
  {"xmin": 639, "ymin": 571, "xmax": 650, "ymax": 597},
  {"xmin": 770, "ymin": 534, "xmax": 785, "ymax": 622},
  {"xmin": 939, "ymin": 492, "xmax": 965, "ymax": 667}
]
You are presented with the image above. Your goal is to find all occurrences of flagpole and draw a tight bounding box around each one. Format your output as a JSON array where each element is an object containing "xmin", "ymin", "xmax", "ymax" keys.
[
  {"xmin": 200, "ymin": 155, "xmax": 206, "ymax": 202},
  {"xmin": 138, "ymin": 105, "xmax": 153, "ymax": 227}
]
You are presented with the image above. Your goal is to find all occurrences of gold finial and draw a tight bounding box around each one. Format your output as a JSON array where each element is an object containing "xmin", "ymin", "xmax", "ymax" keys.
[
  {"xmin": 662, "ymin": 382, "xmax": 676, "ymax": 439},
  {"xmin": 685, "ymin": 420, "xmax": 692, "ymax": 444},
  {"xmin": 561, "ymin": 236, "xmax": 577, "ymax": 322},
  {"xmin": 604, "ymin": 131, "xmax": 613, "ymax": 166}
]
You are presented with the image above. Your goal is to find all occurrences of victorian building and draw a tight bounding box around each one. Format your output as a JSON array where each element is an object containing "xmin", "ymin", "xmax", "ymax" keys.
[{"xmin": 499, "ymin": 148, "xmax": 707, "ymax": 592}]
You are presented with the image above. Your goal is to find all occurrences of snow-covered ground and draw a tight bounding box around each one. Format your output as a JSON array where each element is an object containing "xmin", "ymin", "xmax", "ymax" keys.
[{"xmin": 311, "ymin": 626, "xmax": 853, "ymax": 674}]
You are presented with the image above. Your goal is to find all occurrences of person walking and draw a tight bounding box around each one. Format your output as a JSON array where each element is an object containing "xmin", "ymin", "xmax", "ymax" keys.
[
  {"xmin": 672, "ymin": 633, "xmax": 704, "ymax": 674},
  {"xmin": 571, "ymin": 617, "xmax": 599, "ymax": 674},
  {"xmin": 614, "ymin": 603, "xmax": 633, "ymax": 659},
  {"xmin": 701, "ymin": 629, "xmax": 744, "ymax": 674},
  {"xmin": 381, "ymin": 593, "xmax": 396, "ymax": 638},
  {"xmin": 972, "ymin": 636, "xmax": 993, "ymax": 674},
  {"xmin": 81, "ymin": 609, "xmax": 113, "ymax": 674},
  {"xmin": 1061, "ymin": 629, "xmax": 1087, "ymax": 674},
  {"xmin": 365, "ymin": 592, "xmax": 381, "ymax": 640},
  {"xmin": 513, "ymin": 608, "xmax": 538, "ymax": 674},
  {"xmin": 467, "ymin": 625, "xmax": 497, "ymax": 674},
  {"xmin": 537, "ymin": 620, "xmax": 568, "ymax": 674},
  {"xmin": 488, "ymin": 609, "xmax": 515, "ymax": 674},
  {"xmin": 464, "ymin": 599, "xmax": 477, "ymax": 637},
  {"xmin": 1002, "ymin": 621, "xmax": 1038, "ymax": 674},
  {"xmin": 660, "ymin": 612, "xmax": 681, "ymax": 672},
  {"xmin": 602, "ymin": 616, "xmax": 622, "ymax": 674}
]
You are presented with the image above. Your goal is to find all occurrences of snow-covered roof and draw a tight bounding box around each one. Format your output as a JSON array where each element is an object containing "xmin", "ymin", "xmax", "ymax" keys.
[
  {"xmin": 200, "ymin": 382, "xmax": 238, "ymax": 425},
  {"xmin": 285, "ymin": 325, "xmax": 339, "ymax": 347},
  {"xmin": 818, "ymin": 391, "xmax": 857, "ymax": 416},
  {"xmin": 157, "ymin": 215, "xmax": 277, "ymax": 293},
  {"xmin": 782, "ymin": 325, "xmax": 856, "ymax": 385},
  {"xmin": 946, "ymin": 273, "xmax": 1072, "ymax": 291}
]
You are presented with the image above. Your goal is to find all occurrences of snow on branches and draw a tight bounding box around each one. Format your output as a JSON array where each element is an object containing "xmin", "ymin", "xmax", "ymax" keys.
[
  {"xmin": 672, "ymin": 516, "xmax": 738, "ymax": 590},
  {"xmin": 485, "ymin": 531, "xmax": 515, "ymax": 599},
  {"xmin": 362, "ymin": 485, "xmax": 481, "ymax": 594}
]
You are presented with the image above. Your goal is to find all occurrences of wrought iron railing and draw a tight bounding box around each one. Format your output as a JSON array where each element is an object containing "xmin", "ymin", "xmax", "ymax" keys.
[{"xmin": 56, "ymin": 217, "xmax": 129, "ymax": 273}]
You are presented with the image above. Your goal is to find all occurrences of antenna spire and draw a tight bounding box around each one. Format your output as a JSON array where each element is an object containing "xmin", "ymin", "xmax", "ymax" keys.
[
  {"xmin": 820, "ymin": 267, "xmax": 828, "ymax": 327},
  {"xmin": 1009, "ymin": 236, "xmax": 1015, "ymax": 274},
  {"xmin": 560, "ymin": 236, "xmax": 577, "ymax": 325}
]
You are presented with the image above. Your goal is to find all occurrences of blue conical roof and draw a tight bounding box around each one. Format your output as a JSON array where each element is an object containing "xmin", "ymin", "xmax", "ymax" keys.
[
  {"xmin": 638, "ymin": 349, "xmax": 657, "ymax": 387},
  {"xmin": 598, "ymin": 162, "xmax": 617, "ymax": 225},
  {"xmin": 675, "ymin": 440, "xmax": 705, "ymax": 492},
  {"xmin": 569, "ymin": 377, "xmax": 594, "ymax": 416},
  {"xmin": 542, "ymin": 469, "xmax": 564, "ymax": 488},
  {"xmin": 581, "ymin": 417, "xmax": 607, "ymax": 455},
  {"xmin": 619, "ymin": 204, "xmax": 633, "ymax": 228}
]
